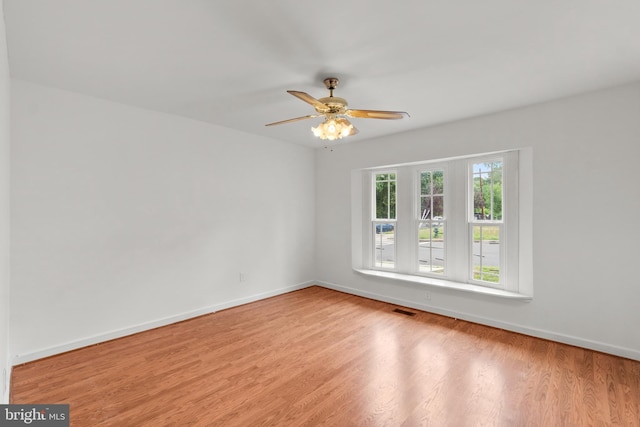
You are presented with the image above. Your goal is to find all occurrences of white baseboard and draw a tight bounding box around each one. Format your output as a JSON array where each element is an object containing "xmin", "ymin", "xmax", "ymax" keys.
[
  {"xmin": 12, "ymin": 281, "xmax": 314, "ymax": 365},
  {"xmin": 315, "ymin": 280, "xmax": 640, "ymax": 362}
]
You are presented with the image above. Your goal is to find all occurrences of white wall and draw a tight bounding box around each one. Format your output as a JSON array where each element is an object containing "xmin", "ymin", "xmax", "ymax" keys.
[
  {"xmin": 7, "ymin": 76, "xmax": 640, "ymax": 370},
  {"xmin": 316, "ymin": 82, "xmax": 640, "ymax": 360},
  {"xmin": 10, "ymin": 80, "xmax": 316, "ymax": 363},
  {"xmin": 0, "ymin": 0, "xmax": 11, "ymax": 403}
]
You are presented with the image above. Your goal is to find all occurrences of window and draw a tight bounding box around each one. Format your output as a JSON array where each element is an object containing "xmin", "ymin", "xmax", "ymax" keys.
[
  {"xmin": 418, "ymin": 169, "xmax": 445, "ymax": 275},
  {"xmin": 352, "ymin": 149, "xmax": 532, "ymax": 298},
  {"xmin": 470, "ymin": 160, "xmax": 503, "ymax": 285},
  {"xmin": 373, "ymin": 172, "xmax": 396, "ymax": 269}
]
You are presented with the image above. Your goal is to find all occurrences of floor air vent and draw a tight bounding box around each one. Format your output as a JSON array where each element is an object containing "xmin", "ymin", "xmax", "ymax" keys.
[{"xmin": 393, "ymin": 308, "xmax": 417, "ymax": 317}]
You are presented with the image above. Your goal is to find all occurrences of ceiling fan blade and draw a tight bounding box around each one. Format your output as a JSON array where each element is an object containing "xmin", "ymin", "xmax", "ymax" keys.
[
  {"xmin": 287, "ymin": 90, "xmax": 328, "ymax": 111},
  {"xmin": 345, "ymin": 109, "xmax": 409, "ymax": 120},
  {"xmin": 265, "ymin": 114, "xmax": 320, "ymax": 126}
]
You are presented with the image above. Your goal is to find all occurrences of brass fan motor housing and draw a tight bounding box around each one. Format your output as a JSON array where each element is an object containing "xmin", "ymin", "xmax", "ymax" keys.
[
  {"xmin": 317, "ymin": 77, "xmax": 347, "ymax": 114},
  {"xmin": 316, "ymin": 96, "xmax": 347, "ymax": 114}
]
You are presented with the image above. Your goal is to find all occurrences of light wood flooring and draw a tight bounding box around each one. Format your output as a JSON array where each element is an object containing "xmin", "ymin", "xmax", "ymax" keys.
[{"xmin": 10, "ymin": 286, "xmax": 640, "ymax": 426}]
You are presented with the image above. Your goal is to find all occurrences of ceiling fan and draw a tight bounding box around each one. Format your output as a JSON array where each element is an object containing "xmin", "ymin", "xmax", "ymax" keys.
[{"xmin": 266, "ymin": 77, "xmax": 409, "ymax": 141}]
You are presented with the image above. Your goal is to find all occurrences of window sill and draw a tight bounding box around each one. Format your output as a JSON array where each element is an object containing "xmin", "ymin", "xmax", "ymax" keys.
[{"xmin": 354, "ymin": 269, "xmax": 532, "ymax": 300}]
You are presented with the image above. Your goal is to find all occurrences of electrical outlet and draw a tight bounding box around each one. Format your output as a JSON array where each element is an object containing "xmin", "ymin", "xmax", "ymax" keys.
[
  {"xmin": 425, "ymin": 291, "xmax": 432, "ymax": 301},
  {"xmin": 239, "ymin": 272, "xmax": 246, "ymax": 282}
]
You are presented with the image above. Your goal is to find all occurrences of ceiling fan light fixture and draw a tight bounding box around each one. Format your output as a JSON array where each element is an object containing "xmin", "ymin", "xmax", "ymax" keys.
[
  {"xmin": 266, "ymin": 77, "xmax": 407, "ymax": 141},
  {"xmin": 311, "ymin": 117, "xmax": 353, "ymax": 141}
]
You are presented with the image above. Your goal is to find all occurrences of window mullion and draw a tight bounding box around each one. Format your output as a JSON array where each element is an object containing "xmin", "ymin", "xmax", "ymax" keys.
[
  {"xmin": 395, "ymin": 167, "xmax": 414, "ymax": 272},
  {"xmin": 444, "ymin": 160, "xmax": 468, "ymax": 283},
  {"xmin": 504, "ymin": 151, "xmax": 520, "ymax": 292}
]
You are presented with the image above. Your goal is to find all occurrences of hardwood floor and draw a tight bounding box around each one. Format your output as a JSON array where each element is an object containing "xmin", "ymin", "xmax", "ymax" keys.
[{"xmin": 11, "ymin": 286, "xmax": 640, "ymax": 426}]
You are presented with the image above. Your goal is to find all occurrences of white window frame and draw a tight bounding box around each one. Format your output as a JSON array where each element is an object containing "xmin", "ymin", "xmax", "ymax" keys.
[
  {"xmin": 414, "ymin": 165, "xmax": 448, "ymax": 278},
  {"xmin": 371, "ymin": 170, "xmax": 397, "ymax": 271},
  {"xmin": 352, "ymin": 149, "xmax": 531, "ymax": 299},
  {"xmin": 467, "ymin": 155, "xmax": 510, "ymax": 290}
]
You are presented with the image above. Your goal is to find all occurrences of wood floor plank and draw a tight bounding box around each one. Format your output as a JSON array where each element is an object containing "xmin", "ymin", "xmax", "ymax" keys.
[{"xmin": 10, "ymin": 286, "xmax": 640, "ymax": 426}]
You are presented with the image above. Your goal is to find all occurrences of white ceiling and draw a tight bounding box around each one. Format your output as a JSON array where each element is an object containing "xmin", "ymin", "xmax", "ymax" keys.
[{"xmin": 4, "ymin": 0, "xmax": 640, "ymax": 147}]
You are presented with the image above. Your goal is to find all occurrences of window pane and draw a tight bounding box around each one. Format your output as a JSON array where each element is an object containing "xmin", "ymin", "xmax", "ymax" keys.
[
  {"xmin": 418, "ymin": 221, "xmax": 445, "ymax": 274},
  {"xmin": 420, "ymin": 197, "xmax": 431, "ymax": 219},
  {"xmin": 376, "ymin": 181, "xmax": 388, "ymax": 218},
  {"xmin": 473, "ymin": 162, "xmax": 502, "ymax": 221},
  {"xmin": 433, "ymin": 170, "xmax": 444, "ymax": 194},
  {"xmin": 421, "ymin": 171, "xmax": 432, "ymax": 195},
  {"xmin": 374, "ymin": 223, "xmax": 395, "ymax": 268},
  {"xmin": 389, "ymin": 180, "xmax": 396, "ymax": 219},
  {"xmin": 375, "ymin": 173, "xmax": 396, "ymax": 220},
  {"xmin": 419, "ymin": 169, "xmax": 444, "ymax": 220},
  {"xmin": 472, "ymin": 225, "xmax": 500, "ymax": 283},
  {"xmin": 432, "ymin": 195, "xmax": 444, "ymax": 218}
]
